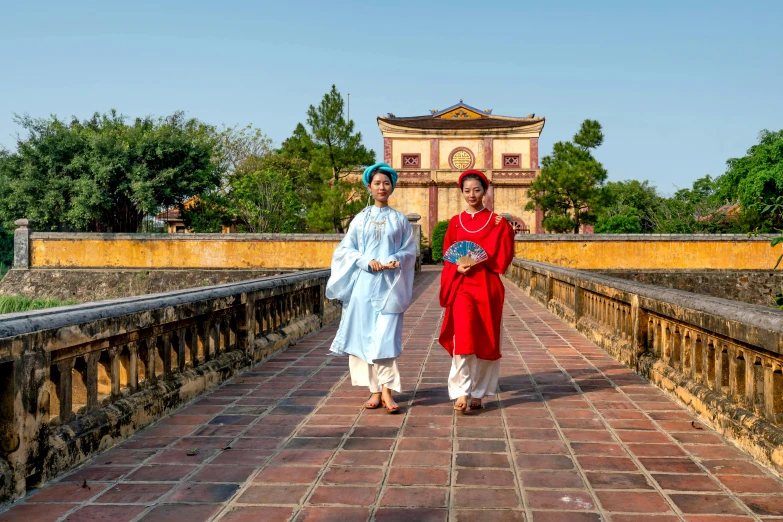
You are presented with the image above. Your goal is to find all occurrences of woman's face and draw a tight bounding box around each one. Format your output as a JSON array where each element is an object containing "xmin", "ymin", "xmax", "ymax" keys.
[
  {"xmin": 370, "ymin": 174, "xmax": 393, "ymax": 204},
  {"xmin": 461, "ymin": 178, "xmax": 485, "ymax": 207}
]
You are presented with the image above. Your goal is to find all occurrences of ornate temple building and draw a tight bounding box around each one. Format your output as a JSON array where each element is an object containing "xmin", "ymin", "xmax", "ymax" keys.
[{"xmin": 379, "ymin": 101, "xmax": 546, "ymax": 242}]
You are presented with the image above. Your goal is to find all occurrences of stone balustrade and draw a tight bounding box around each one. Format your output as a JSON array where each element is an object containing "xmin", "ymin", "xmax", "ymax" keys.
[
  {"xmin": 0, "ymin": 270, "xmax": 339, "ymax": 502},
  {"xmin": 506, "ymin": 259, "xmax": 783, "ymax": 474}
]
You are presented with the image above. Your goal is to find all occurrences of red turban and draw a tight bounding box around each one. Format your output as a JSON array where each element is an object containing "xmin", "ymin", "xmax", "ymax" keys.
[{"xmin": 458, "ymin": 169, "xmax": 489, "ymax": 189}]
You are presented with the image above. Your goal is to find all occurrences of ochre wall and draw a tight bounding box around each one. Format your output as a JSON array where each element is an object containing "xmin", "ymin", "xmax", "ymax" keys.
[
  {"xmin": 514, "ymin": 238, "xmax": 780, "ymax": 270},
  {"xmin": 493, "ymin": 139, "xmax": 531, "ymax": 169},
  {"xmin": 437, "ymin": 187, "xmax": 464, "ymax": 227},
  {"xmin": 388, "ymin": 187, "xmax": 430, "ymax": 237},
  {"xmin": 30, "ymin": 237, "xmax": 341, "ymax": 269},
  {"xmin": 27, "ymin": 235, "xmax": 776, "ymax": 271},
  {"xmin": 493, "ymin": 186, "xmax": 535, "ymax": 227},
  {"xmin": 390, "ymin": 139, "xmax": 430, "ymax": 170},
  {"xmin": 439, "ymin": 139, "xmax": 484, "ymax": 169}
]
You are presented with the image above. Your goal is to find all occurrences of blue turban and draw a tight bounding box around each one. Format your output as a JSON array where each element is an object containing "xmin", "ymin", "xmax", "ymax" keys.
[{"xmin": 362, "ymin": 162, "xmax": 398, "ymax": 193}]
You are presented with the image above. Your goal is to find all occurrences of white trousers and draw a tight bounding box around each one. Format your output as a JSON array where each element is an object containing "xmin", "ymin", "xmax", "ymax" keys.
[
  {"xmin": 349, "ymin": 355, "xmax": 401, "ymax": 393},
  {"xmin": 448, "ymin": 354, "xmax": 500, "ymax": 400}
]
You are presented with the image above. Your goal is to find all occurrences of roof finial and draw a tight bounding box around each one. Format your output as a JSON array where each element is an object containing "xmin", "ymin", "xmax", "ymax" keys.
[{"xmin": 459, "ymin": 98, "xmax": 463, "ymax": 103}]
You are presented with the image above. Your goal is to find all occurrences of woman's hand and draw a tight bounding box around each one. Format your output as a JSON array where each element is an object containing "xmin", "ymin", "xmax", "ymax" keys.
[
  {"xmin": 383, "ymin": 260, "xmax": 400, "ymax": 270},
  {"xmin": 456, "ymin": 263, "xmax": 472, "ymax": 275},
  {"xmin": 368, "ymin": 260, "xmax": 384, "ymax": 272}
]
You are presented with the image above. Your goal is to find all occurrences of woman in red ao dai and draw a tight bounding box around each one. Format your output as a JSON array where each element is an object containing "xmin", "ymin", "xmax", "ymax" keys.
[{"xmin": 438, "ymin": 169, "xmax": 515, "ymax": 412}]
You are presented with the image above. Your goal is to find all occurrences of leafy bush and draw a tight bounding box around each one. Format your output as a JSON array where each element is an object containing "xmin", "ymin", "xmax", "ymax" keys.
[
  {"xmin": 0, "ymin": 228, "xmax": 12, "ymax": 274},
  {"xmin": 595, "ymin": 209, "xmax": 643, "ymax": 233},
  {"xmin": 0, "ymin": 295, "xmax": 77, "ymax": 314},
  {"xmin": 430, "ymin": 220, "xmax": 450, "ymax": 263}
]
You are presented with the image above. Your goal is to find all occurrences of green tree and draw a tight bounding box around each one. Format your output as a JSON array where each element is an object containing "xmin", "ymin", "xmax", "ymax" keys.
[
  {"xmin": 595, "ymin": 209, "xmax": 643, "ymax": 233},
  {"xmin": 260, "ymin": 151, "xmax": 320, "ymax": 206},
  {"xmin": 231, "ymin": 169, "xmax": 304, "ymax": 233},
  {"xmin": 0, "ymin": 111, "xmax": 220, "ymax": 232},
  {"xmin": 294, "ymin": 86, "xmax": 375, "ymax": 233},
  {"xmin": 279, "ymin": 123, "xmax": 318, "ymax": 161},
  {"xmin": 645, "ymin": 175, "xmax": 740, "ymax": 234},
  {"xmin": 0, "ymin": 149, "xmax": 12, "ymax": 272},
  {"xmin": 525, "ymin": 119, "xmax": 608, "ymax": 233},
  {"xmin": 597, "ymin": 179, "xmax": 660, "ymax": 233},
  {"xmin": 181, "ymin": 159, "xmax": 307, "ymax": 234},
  {"xmin": 214, "ymin": 124, "xmax": 274, "ymax": 181},
  {"xmin": 714, "ymin": 129, "xmax": 783, "ymax": 232},
  {"xmin": 179, "ymin": 190, "xmax": 230, "ymax": 233}
]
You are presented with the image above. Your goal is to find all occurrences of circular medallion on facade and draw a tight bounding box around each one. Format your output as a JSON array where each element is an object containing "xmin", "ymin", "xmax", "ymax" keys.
[{"xmin": 449, "ymin": 147, "xmax": 475, "ymax": 170}]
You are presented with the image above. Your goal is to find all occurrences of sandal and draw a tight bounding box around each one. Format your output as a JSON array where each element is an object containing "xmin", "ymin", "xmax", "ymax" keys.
[
  {"xmin": 365, "ymin": 393, "xmax": 382, "ymax": 409},
  {"xmin": 454, "ymin": 396, "xmax": 468, "ymax": 414},
  {"xmin": 469, "ymin": 398, "xmax": 483, "ymax": 410},
  {"xmin": 381, "ymin": 399, "xmax": 400, "ymax": 414}
]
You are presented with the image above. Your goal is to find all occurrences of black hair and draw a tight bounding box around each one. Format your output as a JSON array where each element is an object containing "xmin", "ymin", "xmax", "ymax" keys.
[
  {"xmin": 460, "ymin": 173, "xmax": 487, "ymax": 191},
  {"xmin": 370, "ymin": 171, "xmax": 393, "ymax": 184}
]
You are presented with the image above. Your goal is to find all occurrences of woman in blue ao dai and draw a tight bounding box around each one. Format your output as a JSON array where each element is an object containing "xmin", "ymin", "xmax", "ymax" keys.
[{"xmin": 325, "ymin": 163, "xmax": 417, "ymax": 413}]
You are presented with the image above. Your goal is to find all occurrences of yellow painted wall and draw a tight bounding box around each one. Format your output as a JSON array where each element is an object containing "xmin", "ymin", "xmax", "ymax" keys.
[
  {"xmin": 31, "ymin": 238, "xmax": 341, "ymax": 269},
  {"xmin": 514, "ymin": 239, "xmax": 779, "ymax": 270},
  {"xmin": 493, "ymin": 139, "xmax": 531, "ymax": 169},
  {"xmin": 390, "ymin": 139, "xmax": 430, "ymax": 170},
  {"xmin": 437, "ymin": 187, "xmax": 465, "ymax": 225},
  {"xmin": 29, "ymin": 236, "xmax": 776, "ymax": 271},
  {"xmin": 439, "ymin": 140, "xmax": 484, "ymax": 169},
  {"xmin": 493, "ymin": 187, "xmax": 535, "ymax": 230},
  {"xmin": 388, "ymin": 186, "xmax": 430, "ymax": 238}
]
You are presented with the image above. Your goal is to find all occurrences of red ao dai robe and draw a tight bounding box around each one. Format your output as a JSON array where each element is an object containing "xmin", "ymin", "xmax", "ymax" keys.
[{"xmin": 438, "ymin": 209, "xmax": 515, "ymax": 360}]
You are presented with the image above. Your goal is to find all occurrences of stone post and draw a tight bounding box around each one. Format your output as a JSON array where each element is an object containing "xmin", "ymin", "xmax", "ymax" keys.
[
  {"xmin": 13, "ymin": 219, "xmax": 30, "ymax": 269},
  {"xmin": 127, "ymin": 342, "xmax": 139, "ymax": 392},
  {"xmin": 85, "ymin": 353, "xmax": 100, "ymax": 411},
  {"xmin": 177, "ymin": 330, "xmax": 187, "ymax": 371},
  {"xmin": 56, "ymin": 359, "xmax": 74, "ymax": 424},
  {"xmin": 109, "ymin": 347, "xmax": 121, "ymax": 398},
  {"xmin": 406, "ymin": 213, "xmax": 422, "ymax": 274},
  {"xmin": 630, "ymin": 294, "xmax": 647, "ymax": 369}
]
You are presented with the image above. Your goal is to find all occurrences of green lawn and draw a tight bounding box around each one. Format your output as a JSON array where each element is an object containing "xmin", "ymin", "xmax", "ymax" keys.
[{"xmin": 0, "ymin": 295, "xmax": 78, "ymax": 314}]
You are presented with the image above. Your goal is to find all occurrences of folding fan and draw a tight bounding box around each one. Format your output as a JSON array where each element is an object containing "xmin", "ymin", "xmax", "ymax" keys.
[{"xmin": 443, "ymin": 241, "xmax": 488, "ymax": 266}]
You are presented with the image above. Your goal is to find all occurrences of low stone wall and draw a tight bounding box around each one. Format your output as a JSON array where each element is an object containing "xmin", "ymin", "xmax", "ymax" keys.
[
  {"xmin": 27, "ymin": 233, "xmax": 342, "ymax": 269},
  {"xmin": 506, "ymin": 259, "xmax": 783, "ymax": 476},
  {"xmin": 514, "ymin": 234, "xmax": 779, "ymax": 270},
  {"xmin": 0, "ymin": 270, "xmax": 340, "ymax": 503},
  {"xmin": 598, "ymin": 269, "xmax": 783, "ymax": 308},
  {"xmin": 11, "ymin": 215, "xmax": 423, "ymax": 272},
  {"xmin": 0, "ymin": 269, "xmax": 294, "ymax": 302}
]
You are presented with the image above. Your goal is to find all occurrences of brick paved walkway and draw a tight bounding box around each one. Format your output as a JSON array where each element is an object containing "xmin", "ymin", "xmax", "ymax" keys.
[{"xmin": 4, "ymin": 268, "xmax": 783, "ymax": 521}]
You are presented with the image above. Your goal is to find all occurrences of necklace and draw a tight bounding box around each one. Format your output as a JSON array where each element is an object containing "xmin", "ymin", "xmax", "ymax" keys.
[
  {"xmin": 369, "ymin": 207, "xmax": 388, "ymax": 241},
  {"xmin": 459, "ymin": 210, "xmax": 493, "ymax": 234}
]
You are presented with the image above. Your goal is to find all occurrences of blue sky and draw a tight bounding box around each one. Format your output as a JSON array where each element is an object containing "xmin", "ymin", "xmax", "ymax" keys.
[{"xmin": 1, "ymin": 1, "xmax": 781, "ymax": 194}]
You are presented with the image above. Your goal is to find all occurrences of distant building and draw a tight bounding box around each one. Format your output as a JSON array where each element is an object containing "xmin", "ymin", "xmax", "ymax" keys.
[
  {"xmin": 156, "ymin": 206, "xmax": 188, "ymax": 234},
  {"xmin": 156, "ymin": 197, "xmax": 235, "ymax": 234},
  {"xmin": 696, "ymin": 200, "xmax": 741, "ymax": 223},
  {"xmin": 377, "ymin": 101, "xmax": 546, "ymax": 241}
]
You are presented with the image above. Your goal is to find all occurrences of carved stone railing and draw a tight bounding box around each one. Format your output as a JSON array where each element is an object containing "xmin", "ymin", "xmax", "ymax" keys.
[
  {"xmin": 506, "ymin": 259, "xmax": 783, "ymax": 474},
  {"xmin": 0, "ymin": 270, "xmax": 339, "ymax": 502}
]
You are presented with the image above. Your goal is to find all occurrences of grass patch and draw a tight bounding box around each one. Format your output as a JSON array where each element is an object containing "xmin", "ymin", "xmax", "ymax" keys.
[{"xmin": 0, "ymin": 295, "xmax": 78, "ymax": 314}]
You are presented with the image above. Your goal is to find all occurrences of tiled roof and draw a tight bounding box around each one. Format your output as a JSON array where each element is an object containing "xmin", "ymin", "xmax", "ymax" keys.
[{"xmin": 377, "ymin": 116, "xmax": 543, "ymax": 130}]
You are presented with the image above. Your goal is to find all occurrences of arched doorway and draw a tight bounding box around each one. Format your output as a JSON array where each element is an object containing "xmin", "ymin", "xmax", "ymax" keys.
[{"xmin": 509, "ymin": 216, "xmax": 529, "ymax": 235}]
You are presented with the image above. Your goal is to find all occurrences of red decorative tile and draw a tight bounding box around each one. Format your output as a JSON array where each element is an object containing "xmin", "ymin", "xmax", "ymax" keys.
[
  {"xmin": 139, "ymin": 504, "xmax": 222, "ymax": 521},
  {"xmin": 237, "ymin": 484, "xmax": 309, "ymax": 504},
  {"xmin": 63, "ymin": 505, "xmax": 146, "ymax": 522}
]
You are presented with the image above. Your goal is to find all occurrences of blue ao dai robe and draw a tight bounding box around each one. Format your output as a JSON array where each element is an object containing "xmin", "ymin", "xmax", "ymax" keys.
[{"xmin": 326, "ymin": 205, "xmax": 416, "ymax": 363}]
